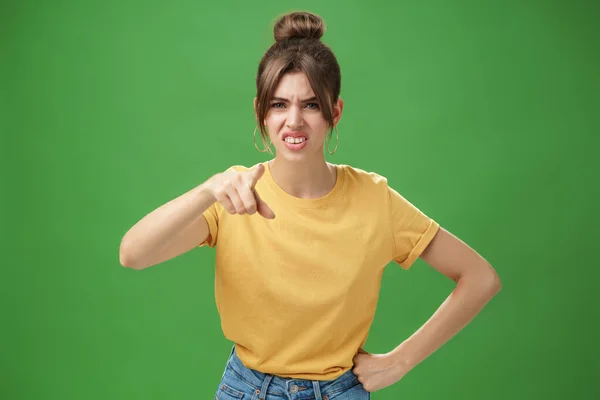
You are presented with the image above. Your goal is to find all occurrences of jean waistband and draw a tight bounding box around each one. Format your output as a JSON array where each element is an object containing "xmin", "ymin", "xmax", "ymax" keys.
[{"xmin": 225, "ymin": 345, "xmax": 360, "ymax": 398}]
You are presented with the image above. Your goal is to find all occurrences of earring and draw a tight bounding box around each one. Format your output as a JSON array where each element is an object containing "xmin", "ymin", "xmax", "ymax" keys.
[
  {"xmin": 326, "ymin": 125, "xmax": 339, "ymax": 155},
  {"xmin": 254, "ymin": 125, "xmax": 274, "ymax": 155}
]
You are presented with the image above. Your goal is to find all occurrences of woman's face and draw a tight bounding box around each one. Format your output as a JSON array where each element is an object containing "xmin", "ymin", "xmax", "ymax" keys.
[{"xmin": 257, "ymin": 71, "xmax": 343, "ymax": 161}]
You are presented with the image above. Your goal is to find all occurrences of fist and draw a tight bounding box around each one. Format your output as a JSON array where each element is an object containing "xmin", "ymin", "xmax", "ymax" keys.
[{"xmin": 205, "ymin": 164, "xmax": 275, "ymax": 219}]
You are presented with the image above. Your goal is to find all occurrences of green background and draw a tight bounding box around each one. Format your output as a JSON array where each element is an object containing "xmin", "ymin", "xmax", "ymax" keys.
[{"xmin": 2, "ymin": 0, "xmax": 599, "ymax": 399}]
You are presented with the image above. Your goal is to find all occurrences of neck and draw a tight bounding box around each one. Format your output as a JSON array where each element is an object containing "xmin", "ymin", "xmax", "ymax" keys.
[{"xmin": 268, "ymin": 155, "xmax": 337, "ymax": 199}]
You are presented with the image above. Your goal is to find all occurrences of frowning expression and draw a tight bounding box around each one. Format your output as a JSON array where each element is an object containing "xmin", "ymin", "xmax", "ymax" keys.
[{"xmin": 260, "ymin": 71, "xmax": 342, "ymax": 160}]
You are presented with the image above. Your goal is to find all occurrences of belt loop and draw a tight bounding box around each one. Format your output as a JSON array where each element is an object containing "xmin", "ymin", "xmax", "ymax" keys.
[
  {"xmin": 312, "ymin": 380, "xmax": 323, "ymax": 400},
  {"xmin": 258, "ymin": 374, "xmax": 274, "ymax": 400}
]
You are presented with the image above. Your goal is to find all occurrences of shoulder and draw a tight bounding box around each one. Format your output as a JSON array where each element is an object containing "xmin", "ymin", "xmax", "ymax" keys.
[{"xmin": 338, "ymin": 164, "xmax": 390, "ymax": 188}]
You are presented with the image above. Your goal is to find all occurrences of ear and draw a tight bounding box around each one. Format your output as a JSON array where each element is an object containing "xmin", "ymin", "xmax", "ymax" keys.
[
  {"xmin": 332, "ymin": 97, "xmax": 344, "ymax": 126},
  {"xmin": 253, "ymin": 97, "xmax": 258, "ymax": 120}
]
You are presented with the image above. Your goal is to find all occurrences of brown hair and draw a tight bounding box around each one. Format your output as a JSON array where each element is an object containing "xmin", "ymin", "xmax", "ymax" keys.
[{"xmin": 255, "ymin": 12, "xmax": 342, "ymax": 150}]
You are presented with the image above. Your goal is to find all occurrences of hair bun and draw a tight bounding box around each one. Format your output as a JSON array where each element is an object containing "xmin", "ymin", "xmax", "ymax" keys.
[{"xmin": 274, "ymin": 11, "xmax": 325, "ymax": 42}]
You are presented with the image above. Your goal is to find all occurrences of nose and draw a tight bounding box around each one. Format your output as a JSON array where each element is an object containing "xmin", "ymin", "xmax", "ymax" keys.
[{"xmin": 285, "ymin": 104, "xmax": 304, "ymax": 129}]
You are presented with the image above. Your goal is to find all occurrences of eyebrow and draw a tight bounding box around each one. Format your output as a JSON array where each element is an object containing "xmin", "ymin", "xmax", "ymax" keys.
[{"xmin": 271, "ymin": 96, "xmax": 318, "ymax": 103}]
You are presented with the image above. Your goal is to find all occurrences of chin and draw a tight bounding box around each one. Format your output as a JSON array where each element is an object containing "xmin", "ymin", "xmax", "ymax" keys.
[
  {"xmin": 277, "ymin": 148, "xmax": 322, "ymax": 163},
  {"xmin": 278, "ymin": 152, "xmax": 306, "ymax": 162}
]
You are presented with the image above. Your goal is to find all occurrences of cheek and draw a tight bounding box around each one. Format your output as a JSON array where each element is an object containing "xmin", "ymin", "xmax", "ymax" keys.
[
  {"xmin": 307, "ymin": 116, "xmax": 330, "ymax": 135},
  {"xmin": 265, "ymin": 115, "xmax": 285, "ymax": 132}
]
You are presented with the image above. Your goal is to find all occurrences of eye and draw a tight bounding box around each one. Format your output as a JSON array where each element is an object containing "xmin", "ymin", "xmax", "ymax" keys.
[
  {"xmin": 305, "ymin": 103, "xmax": 320, "ymax": 110},
  {"xmin": 271, "ymin": 102, "xmax": 285, "ymax": 108}
]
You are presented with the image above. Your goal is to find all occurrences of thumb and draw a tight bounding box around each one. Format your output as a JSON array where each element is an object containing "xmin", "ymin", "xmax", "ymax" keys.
[
  {"xmin": 249, "ymin": 163, "xmax": 266, "ymax": 186},
  {"xmin": 253, "ymin": 189, "xmax": 275, "ymax": 219}
]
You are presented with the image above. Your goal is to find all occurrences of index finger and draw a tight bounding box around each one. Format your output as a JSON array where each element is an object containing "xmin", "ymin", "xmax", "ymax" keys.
[{"xmin": 249, "ymin": 163, "xmax": 266, "ymax": 187}]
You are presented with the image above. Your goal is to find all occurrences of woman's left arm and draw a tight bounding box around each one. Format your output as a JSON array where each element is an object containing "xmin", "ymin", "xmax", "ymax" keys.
[
  {"xmin": 353, "ymin": 227, "xmax": 501, "ymax": 392},
  {"xmin": 389, "ymin": 227, "xmax": 502, "ymax": 367}
]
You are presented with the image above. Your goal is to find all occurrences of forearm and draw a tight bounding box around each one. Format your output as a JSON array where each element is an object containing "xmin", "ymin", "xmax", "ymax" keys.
[
  {"xmin": 120, "ymin": 183, "xmax": 215, "ymax": 264},
  {"xmin": 390, "ymin": 269, "xmax": 501, "ymax": 368}
]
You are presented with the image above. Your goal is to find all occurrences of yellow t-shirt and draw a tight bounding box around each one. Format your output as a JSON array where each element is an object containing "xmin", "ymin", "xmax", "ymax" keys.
[{"xmin": 199, "ymin": 161, "xmax": 440, "ymax": 380}]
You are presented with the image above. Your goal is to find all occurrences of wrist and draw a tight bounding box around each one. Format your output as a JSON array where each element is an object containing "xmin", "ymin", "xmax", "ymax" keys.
[
  {"xmin": 388, "ymin": 341, "xmax": 419, "ymax": 370},
  {"xmin": 191, "ymin": 182, "xmax": 217, "ymax": 210}
]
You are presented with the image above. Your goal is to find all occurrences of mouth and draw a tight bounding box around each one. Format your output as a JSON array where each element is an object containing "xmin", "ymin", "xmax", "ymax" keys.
[
  {"xmin": 282, "ymin": 133, "xmax": 309, "ymax": 151},
  {"xmin": 282, "ymin": 132, "xmax": 308, "ymax": 145},
  {"xmin": 283, "ymin": 136, "xmax": 308, "ymax": 144}
]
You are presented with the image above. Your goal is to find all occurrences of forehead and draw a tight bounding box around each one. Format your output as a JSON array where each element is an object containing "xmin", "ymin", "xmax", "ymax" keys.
[{"xmin": 273, "ymin": 71, "xmax": 315, "ymax": 99}]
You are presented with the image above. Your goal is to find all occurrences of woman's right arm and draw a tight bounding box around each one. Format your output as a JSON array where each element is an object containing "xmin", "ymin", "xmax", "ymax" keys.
[
  {"xmin": 119, "ymin": 164, "xmax": 274, "ymax": 270},
  {"xmin": 119, "ymin": 183, "xmax": 216, "ymax": 270}
]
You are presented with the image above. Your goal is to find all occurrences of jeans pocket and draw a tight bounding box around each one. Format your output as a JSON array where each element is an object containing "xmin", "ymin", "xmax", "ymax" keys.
[{"xmin": 215, "ymin": 383, "xmax": 245, "ymax": 400}]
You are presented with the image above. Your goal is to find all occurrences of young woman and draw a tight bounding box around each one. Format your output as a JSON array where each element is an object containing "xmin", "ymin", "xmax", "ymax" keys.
[{"xmin": 120, "ymin": 11, "xmax": 501, "ymax": 399}]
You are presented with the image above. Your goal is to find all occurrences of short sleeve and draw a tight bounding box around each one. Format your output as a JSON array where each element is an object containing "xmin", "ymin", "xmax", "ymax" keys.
[
  {"xmin": 388, "ymin": 186, "xmax": 440, "ymax": 269},
  {"xmin": 198, "ymin": 202, "xmax": 221, "ymax": 248},
  {"xmin": 198, "ymin": 165, "xmax": 248, "ymax": 248}
]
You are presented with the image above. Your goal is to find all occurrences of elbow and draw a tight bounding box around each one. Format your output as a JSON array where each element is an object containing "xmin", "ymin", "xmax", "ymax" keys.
[
  {"xmin": 119, "ymin": 251, "xmax": 138, "ymax": 269},
  {"xmin": 119, "ymin": 242, "xmax": 147, "ymax": 270},
  {"xmin": 119, "ymin": 253, "xmax": 136, "ymax": 269},
  {"xmin": 460, "ymin": 263, "xmax": 502, "ymax": 296},
  {"xmin": 483, "ymin": 265, "xmax": 502, "ymax": 295},
  {"xmin": 120, "ymin": 255, "xmax": 146, "ymax": 270}
]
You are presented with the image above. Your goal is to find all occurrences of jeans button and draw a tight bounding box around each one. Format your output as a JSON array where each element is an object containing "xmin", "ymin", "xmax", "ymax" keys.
[{"xmin": 290, "ymin": 385, "xmax": 298, "ymax": 394}]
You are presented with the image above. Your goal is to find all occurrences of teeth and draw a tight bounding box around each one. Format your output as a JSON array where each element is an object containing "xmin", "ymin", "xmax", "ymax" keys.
[{"xmin": 285, "ymin": 137, "xmax": 306, "ymax": 144}]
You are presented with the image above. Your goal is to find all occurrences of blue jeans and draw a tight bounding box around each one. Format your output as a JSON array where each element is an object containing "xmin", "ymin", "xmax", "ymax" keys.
[{"xmin": 215, "ymin": 345, "xmax": 370, "ymax": 400}]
